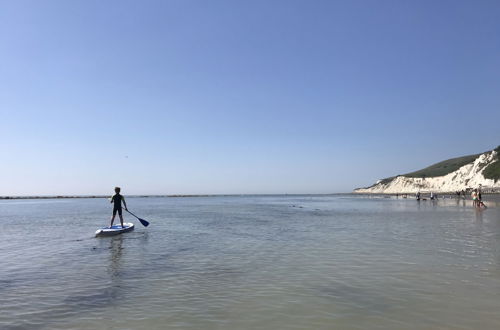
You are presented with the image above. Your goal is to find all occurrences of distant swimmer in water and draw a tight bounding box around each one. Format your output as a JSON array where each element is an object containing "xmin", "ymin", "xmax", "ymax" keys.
[{"xmin": 110, "ymin": 187, "xmax": 128, "ymax": 228}]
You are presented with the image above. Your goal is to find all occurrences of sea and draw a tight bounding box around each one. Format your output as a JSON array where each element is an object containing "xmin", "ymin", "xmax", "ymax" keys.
[{"xmin": 1, "ymin": 194, "xmax": 500, "ymax": 330}]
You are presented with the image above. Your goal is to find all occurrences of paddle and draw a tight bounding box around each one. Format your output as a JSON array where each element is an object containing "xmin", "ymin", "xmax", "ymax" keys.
[{"xmin": 125, "ymin": 209, "xmax": 150, "ymax": 227}]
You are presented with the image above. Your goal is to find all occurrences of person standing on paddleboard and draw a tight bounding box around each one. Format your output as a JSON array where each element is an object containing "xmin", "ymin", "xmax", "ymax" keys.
[{"xmin": 110, "ymin": 187, "xmax": 127, "ymax": 228}]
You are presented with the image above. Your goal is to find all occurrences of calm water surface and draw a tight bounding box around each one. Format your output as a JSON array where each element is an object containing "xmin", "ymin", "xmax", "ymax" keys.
[{"xmin": 1, "ymin": 195, "xmax": 500, "ymax": 330}]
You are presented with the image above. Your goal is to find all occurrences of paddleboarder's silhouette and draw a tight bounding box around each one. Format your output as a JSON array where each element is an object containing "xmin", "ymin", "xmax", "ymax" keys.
[{"xmin": 110, "ymin": 187, "xmax": 127, "ymax": 228}]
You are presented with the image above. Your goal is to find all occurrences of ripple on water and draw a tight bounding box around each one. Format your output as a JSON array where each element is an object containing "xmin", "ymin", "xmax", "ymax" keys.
[{"xmin": 2, "ymin": 196, "xmax": 500, "ymax": 329}]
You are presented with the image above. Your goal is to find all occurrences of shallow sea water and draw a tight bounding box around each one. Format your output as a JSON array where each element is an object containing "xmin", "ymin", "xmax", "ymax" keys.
[{"xmin": 1, "ymin": 195, "xmax": 500, "ymax": 330}]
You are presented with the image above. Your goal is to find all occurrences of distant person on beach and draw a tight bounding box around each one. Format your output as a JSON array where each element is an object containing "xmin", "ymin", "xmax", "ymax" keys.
[
  {"xmin": 416, "ymin": 191, "xmax": 421, "ymax": 200},
  {"xmin": 471, "ymin": 189, "xmax": 477, "ymax": 207},
  {"xmin": 475, "ymin": 188, "xmax": 484, "ymax": 208},
  {"xmin": 110, "ymin": 187, "xmax": 127, "ymax": 228},
  {"xmin": 475, "ymin": 187, "xmax": 487, "ymax": 209}
]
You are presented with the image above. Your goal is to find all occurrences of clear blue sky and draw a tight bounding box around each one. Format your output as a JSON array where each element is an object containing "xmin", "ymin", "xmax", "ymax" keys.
[{"xmin": 1, "ymin": 0, "xmax": 499, "ymax": 195}]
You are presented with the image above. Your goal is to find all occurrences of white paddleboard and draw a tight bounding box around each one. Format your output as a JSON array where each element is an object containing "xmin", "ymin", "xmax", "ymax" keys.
[{"xmin": 95, "ymin": 222, "xmax": 134, "ymax": 237}]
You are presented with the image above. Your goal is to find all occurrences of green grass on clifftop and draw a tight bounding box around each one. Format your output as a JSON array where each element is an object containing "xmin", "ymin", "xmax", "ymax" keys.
[
  {"xmin": 365, "ymin": 147, "xmax": 500, "ymax": 189},
  {"xmin": 366, "ymin": 153, "xmax": 480, "ymax": 189},
  {"xmin": 483, "ymin": 146, "xmax": 500, "ymax": 182},
  {"xmin": 403, "ymin": 154, "xmax": 480, "ymax": 178}
]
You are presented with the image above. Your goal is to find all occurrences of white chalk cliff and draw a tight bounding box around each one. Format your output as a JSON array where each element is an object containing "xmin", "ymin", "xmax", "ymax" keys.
[{"xmin": 355, "ymin": 150, "xmax": 500, "ymax": 194}]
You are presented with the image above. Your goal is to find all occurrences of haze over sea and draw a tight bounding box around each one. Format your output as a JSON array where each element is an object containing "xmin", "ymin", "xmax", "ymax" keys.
[{"xmin": 2, "ymin": 195, "xmax": 500, "ymax": 330}]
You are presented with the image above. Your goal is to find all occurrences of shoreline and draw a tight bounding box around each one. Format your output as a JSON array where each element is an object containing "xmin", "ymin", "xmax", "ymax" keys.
[
  {"xmin": 2, "ymin": 192, "xmax": 500, "ymax": 201},
  {"xmin": 0, "ymin": 193, "xmax": 344, "ymax": 200},
  {"xmin": 0, "ymin": 194, "xmax": 225, "ymax": 200},
  {"xmin": 354, "ymin": 190, "xmax": 500, "ymax": 195}
]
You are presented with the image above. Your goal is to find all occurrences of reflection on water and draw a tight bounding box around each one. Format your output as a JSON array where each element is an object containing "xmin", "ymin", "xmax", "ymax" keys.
[
  {"xmin": 475, "ymin": 208, "xmax": 484, "ymax": 222},
  {"xmin": 1, "ymin": 195, "xmax": 500, "ymax": 330},
  {"xmin": 109, "ymin": 235, "xmax": 123, "ymax": 279}
]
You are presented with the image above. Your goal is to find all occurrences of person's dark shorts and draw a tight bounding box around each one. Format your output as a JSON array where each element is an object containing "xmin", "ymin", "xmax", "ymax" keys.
[{"xmin": 113, "ymin": 207, "xmax": 122, "ymax": 216}]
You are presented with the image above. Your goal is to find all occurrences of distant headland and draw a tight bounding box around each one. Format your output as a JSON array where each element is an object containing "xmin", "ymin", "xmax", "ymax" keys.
[{"xmin": 355, "ymin": 146, "xmax": 500, "ymax": 194}]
